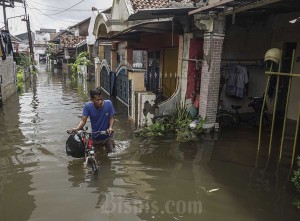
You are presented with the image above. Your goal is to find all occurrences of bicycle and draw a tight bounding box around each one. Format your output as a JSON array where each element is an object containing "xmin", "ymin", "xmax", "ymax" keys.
[
  {"xmin": 216, "ymin": 95, "xmax": 271, "ymax": 129},
  {"xmin": 66, "ymin": 127, "xmax": 107, "ymax": 174}
]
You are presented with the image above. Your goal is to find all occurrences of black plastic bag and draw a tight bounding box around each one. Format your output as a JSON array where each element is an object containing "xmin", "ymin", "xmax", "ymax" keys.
[{"xmin": 65, "ymin": 134, "xmax": 85, "ymax": 158}]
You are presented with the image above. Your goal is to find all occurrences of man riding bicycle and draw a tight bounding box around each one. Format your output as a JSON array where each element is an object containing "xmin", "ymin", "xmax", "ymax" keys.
[{"xmin": 67, "ymin": 87, "xmax": 116, "ymax": 157}]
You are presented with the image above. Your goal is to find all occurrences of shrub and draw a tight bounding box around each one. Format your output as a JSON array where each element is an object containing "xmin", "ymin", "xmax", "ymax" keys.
[
  {"xmin": 69, "ymin": 52, "xmax": 92, "ymax": 75},
  {"xmin": 16, "ymin": 68, "xmax": 24, "ymax": 92},
  {"xmin": 135, "ymin": 102, "xmax": 204, "ymax": 142},
  {"xmin": 292, "ymin": 156, "xmax": 300, "ymax": 209}
]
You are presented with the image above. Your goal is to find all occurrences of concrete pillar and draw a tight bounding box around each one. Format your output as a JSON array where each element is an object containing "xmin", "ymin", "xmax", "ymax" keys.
[
  {"xmin": 126, "ymin": 47, "xmax": 133, "ymax": 66},
  {"xmin": 99, "ymin": 45, "xmax": 105, "ymax": 61},
  {"xmin": 199, "ymin": 33, "xmax": 224, "ymax": 127},
  {"xmin": 111, "ymin": 42, "xmax": 118, "ymax": 72},
  {"xmin": 179, "ymin": 33, "xmax": 192, "ymax": 103}
]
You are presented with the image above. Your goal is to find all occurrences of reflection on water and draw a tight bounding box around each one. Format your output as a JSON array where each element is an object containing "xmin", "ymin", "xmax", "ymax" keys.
[
  {"xmin": 0, "ymin": 65, "xmax": 299, "ymax": 221},
  {"xmin": 0, "ymin": 93, "xmax": 36, "ymax": 221}
]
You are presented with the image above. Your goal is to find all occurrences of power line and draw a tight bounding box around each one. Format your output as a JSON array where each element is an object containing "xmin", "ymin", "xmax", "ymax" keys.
[
  {"xmin": 15, "ymin": 5, "xmax": 102, "ymax": 12},
  {"xmin": 46, "ymin": 0, "xmax": 87, "ymax": 16},
  {"xmin": 27, "ymin": 0, "xmax": 77, "ymax": 10},
  {"xmin": 26, "ymin": 1, "xmax": 72, "ymax": 26},
  {"xmin": 28, "ymin": 7, "xmax": 43, "ymax": 28},
  {"xmin": 26, "ymin": 1, "xmax": 92, "ymax": 30}
]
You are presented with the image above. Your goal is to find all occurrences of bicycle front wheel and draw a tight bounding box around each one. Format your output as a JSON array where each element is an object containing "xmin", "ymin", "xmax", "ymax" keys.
[
  {"xmin": 216, "ymin": 113, "xmax": 237, "ymax": 129},
  {"xmin": 88, "ymin": 157, "xmax": 98, "ymax": 174}
]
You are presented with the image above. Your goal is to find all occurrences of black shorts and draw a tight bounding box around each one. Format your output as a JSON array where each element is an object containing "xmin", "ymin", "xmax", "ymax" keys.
[{"xmin": 93, "ymin": 137, "xmax": 115, "ymax": 154}]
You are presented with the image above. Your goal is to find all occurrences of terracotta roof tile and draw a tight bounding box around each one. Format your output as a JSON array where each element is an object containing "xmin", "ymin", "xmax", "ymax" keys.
[
  {"xmin": 61, "ymin": 35, "xmax": 86, "ymax": 48},
  {"xmin": 130, "ymin": 0, "xmax": 193, "ymax": 11}
]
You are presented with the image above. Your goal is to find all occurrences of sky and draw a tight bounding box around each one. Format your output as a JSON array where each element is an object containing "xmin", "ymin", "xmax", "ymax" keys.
[{"xmin": 0, "ymin": 0, "xmax": 113, "ymax": 35}]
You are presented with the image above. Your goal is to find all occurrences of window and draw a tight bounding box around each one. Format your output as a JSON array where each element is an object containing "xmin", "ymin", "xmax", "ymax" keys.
[{"xmin": 133, "ymin": 50, "xmax": 147, "ymax": 69}]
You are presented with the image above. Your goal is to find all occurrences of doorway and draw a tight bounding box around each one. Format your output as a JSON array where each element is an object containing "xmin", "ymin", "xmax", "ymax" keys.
[{"xmin": 162, "ymin": 47, "xmax": 179, "ymax": 98}]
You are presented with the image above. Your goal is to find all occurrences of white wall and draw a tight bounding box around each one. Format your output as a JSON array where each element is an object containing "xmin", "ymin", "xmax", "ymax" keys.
[
  {"xmin": 35, "ymin": 33, "xmax": 50, "ymax": 44},
  {"xmin": 0, "ymin": 56, "xmax": 16, "ymax": 103},
  {"xmin": 111, "ymin": 0, "xmax": 132, "ymax": 20}
]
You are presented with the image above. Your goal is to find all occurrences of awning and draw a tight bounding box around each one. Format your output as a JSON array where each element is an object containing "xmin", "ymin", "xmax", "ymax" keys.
[
  {"xmin": 128, "ymin": 7, "xmax": 196, "ymax": 21},
  {"xmin": 99, "ymin": 20, "xmax": 181, "ymax": 41}
]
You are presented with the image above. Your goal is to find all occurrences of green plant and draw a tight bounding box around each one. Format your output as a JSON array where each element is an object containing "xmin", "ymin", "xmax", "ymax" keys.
[
  {"xmin": 292, "ymin": 156, "xmax": 300, "ymax": 192},
  {"xmin": 16, "ymin": 68, "xmax": 24, "ymax": 92},
  {"xmin": 135, "ymin": 102, "xmax": 205, "ymax": 142},
  {"xmin": 69, "ymin": 52, "xmax": 92, "ymax": 75},
  {"xmin": 30, "ymin": 65, "xmax": 37, "ymax": 75},
  {"xmin": 292, "ymin": 156, "xmax": 300, "ymax": 209},
  {"xmin": 18, "ymin": 54, "xmax": 32, "ymax": 67},
  {"xmin": 46, "ymin": 43, "xmax": 59, "ymax": 60}
]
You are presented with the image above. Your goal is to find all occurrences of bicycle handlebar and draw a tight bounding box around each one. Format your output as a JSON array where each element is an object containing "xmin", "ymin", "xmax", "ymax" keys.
[{"xmin": 67, "ymin": 130, "xmax": 108, "ymax": 135}]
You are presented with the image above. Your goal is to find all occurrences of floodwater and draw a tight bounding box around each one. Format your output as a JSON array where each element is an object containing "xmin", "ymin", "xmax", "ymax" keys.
[{"xmin": 0, "ymin": 65, "xmax": 299, "ymax": 221}]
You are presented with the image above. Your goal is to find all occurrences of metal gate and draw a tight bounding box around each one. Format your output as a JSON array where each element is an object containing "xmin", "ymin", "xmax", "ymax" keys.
[
  {"xmin": 128, "ymin": 79, "xmax": 132, "ymax": 117},
  {"xmin": 0, "ymin": 75, "xmax": 2, "ymax": 107},
  {"xmin": 116, "ymin": 68, "xmax": 129, "ymax": 105},
  {"xmin": 100, "ymin": 66, "xmax": 110, "ymax": 95},
  {"xmin": 256, "ymin": 48, "xmax": 300, "ymax": 175},
  {"xmin": 147, "ymin": 52, "xmax": 160, "ymax": 94}
]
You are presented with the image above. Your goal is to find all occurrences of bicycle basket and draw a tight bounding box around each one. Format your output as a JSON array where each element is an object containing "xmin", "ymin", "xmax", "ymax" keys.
[{"xmin": 65, "ymin": 134, "xmax": 85, "ymax": 158}]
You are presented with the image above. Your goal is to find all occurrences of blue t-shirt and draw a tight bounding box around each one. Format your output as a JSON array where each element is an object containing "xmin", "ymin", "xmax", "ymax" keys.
[{"xmin": 82, "ymin": 100, "xmax": 116, "ymax": 140}]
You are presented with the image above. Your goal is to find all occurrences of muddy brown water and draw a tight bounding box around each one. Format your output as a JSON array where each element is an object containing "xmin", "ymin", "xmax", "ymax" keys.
[{"xmin": 0, "ymin": 66, "xmax": 299, "ymax": 221}]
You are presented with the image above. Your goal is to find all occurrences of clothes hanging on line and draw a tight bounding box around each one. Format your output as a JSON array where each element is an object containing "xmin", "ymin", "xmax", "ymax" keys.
[
  {"xmin": 225, "ymin": 64, "xmax": 249, "ymax": 98},
  {"xmin": 0, "ymin": 31, "xmax": 13, "ymax": 61}
]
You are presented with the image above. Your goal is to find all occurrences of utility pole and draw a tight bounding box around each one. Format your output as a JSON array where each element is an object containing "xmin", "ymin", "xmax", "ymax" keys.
[
  {"xmin": 23, "ymin": 0, "xmax": 34, "ymax": 63},
  {"xmin": 2, "ymin": 0, "xmax": 8, "ymax": 30}
]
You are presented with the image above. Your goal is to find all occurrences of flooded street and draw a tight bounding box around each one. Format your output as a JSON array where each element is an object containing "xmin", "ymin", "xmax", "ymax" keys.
[{"xmin": 0, "ymin": 66, "xmax": 299, "ymax": 221}]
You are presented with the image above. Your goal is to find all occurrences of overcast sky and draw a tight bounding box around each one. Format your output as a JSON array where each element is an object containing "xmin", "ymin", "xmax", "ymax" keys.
[{"xmin": 0, "ymin": 0, "xmax": 113, "ymax": 35}]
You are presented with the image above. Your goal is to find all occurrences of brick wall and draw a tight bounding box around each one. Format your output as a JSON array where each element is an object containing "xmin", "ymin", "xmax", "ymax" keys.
[
  {"xmin": 199, "ymin": 33, "xmax": 224, "ymax": 126},
  {"xmin": 0, "ymin": 56, "xmax": 16, "ymax": 103}
]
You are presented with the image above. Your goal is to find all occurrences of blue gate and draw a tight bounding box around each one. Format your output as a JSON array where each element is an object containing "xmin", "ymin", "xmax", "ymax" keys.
[
  {"xmin": 100, "ymin": 66, "xmax": 110, "ymax": 95},
  {"xmin": 116, "ymin": 68, "xmax": 129, "ymax": 105}
]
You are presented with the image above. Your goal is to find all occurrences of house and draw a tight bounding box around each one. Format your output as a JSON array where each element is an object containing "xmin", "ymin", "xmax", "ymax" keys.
[
  {"xmin": 10, "ymin": 35, "xmax": 27, "ymax": 54},
  {"xmin": 68, "ymin": 18, "xmax": 91, "ymax": 55},
  {"xmin": 92, "ymin": 0, "xmax": 205, "ymax": 126},
  {"xmin": 34, "ymin": 28, "xmax": 56, "ymax": 64},
  {"xmin": 15, "ymin": 31, "xmax": 35, "ymax": 47},
  {"xmin": 48, "ymin": 19, "xmax": 92, "ymax": 72},
  {"xmin": 0, "ymin": 0, "xmax": 24, "ymax": 106},
  {"xmin": 92, "ymin": 0, "xmax": 300, "ymax": 132},
  {"xmin": 48, "ymin": 29, "xmax": 85, "ymax": 69}
]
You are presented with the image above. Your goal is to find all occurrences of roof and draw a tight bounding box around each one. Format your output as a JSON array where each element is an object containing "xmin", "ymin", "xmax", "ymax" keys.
[
  {"xmin": 128, "ymin": 7, "xmax": 195, "ymax": 21},
  {"xmin": 130, "ymin": 0, "xmax": 194, "ymax": 11},
  {"xmin": 68, "ymin": 17, "xmax": 91, "ymax": 29},
  {"xmin": 99, "ymin": 20, "xmax": 182, "ymax": 41},
  {"xmin": 10, "ymin": 35, "xmax": 22, "ymax": 43},
  {"xmin": 60, "ymin": 35, "xmax": 86, "ymax": 48},
  {"xmin": 15, "ymin": 32, "xmax": 35, "ymax": 41},
  {"xmin": 101, "ymin": 7, "xmax": 112, "ymax": 14},
  {"xmin": 36, "ymin": 28, "xmax": 57, "ymax": 34},
  {"xmin": 50, "ymin": 30, "xmax": 74, "ymax": 41}
]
